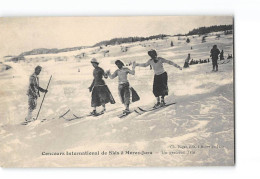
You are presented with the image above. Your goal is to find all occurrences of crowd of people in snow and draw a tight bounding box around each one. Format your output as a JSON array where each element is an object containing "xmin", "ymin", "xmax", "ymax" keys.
[{"xmin": 183, "ymin": 45, "xmax": 230, "ymax": 71}]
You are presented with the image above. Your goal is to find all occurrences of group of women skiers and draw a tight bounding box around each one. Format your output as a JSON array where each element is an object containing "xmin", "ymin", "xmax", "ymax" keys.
[{"xmin": 88, "ymin": 49, "xmax": 182, "ymax": 115}]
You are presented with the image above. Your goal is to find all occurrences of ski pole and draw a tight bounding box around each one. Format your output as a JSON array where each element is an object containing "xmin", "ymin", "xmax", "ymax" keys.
[{"xmin": 35, "ymin": 75, "xmax": 52, "ymax": 120}]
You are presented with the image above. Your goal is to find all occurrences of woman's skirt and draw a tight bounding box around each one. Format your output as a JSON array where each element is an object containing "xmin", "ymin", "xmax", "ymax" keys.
[
  {"xmin": 153, "ymin": 72, "xmax": 168, "ymax": 97},
  {"xmin": 118, "ymin": 82, "xmax": 140, "ymax": 105},
  {"xmin": 91, "ymin": 85, "xmax": 115, "ymax": 107},
  {"xmin": 118, "ymin": 83, "xmax": 131, "ymax": 105}
]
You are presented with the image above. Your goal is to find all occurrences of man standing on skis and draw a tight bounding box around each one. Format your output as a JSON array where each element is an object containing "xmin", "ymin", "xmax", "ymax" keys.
[
  {"xmin": 210, "ymin": 45, "xmax": 220, "ymax": 71},
  {"xmin": 107, "ymin": 60, "xmax": 140, "ymax": 114},
  {"xmin": 25, "ymin": 66, "xmax": 48, "ymax": 121},
  {"xmin": 135, "ymin": 49, "xmax": 182, "ymax": 108}
]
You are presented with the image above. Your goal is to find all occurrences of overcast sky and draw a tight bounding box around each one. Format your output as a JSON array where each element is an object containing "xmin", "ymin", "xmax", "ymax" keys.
[{"xmin": 0, "ymin": 16, "xmax": 232, "ymax": 57}]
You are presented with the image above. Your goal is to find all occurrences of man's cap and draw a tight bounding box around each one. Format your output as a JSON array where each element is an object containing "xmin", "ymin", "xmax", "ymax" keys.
[{"xmin": 35, "ymin": 65, "xmax": 42, "ymax": 71}]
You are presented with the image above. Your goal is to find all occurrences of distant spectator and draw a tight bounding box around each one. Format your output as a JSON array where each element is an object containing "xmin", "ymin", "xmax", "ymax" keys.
[
  {"xmin": 220, "ymin": 50, "xmax": 224, "ymax": 60},
  {"xmin": 190, "ymin": 59, "xmax": 194, "ymax": 65},
  {"xmin": 227, "ymin": 54, "xmax": 233, "ymax": 59},
  {"xmin": 210, "ymin": 45, "xmax": 220, "ymax": 71},
  {"xmin": 183, "ymin": 54, "xmax": 191, "ymax": 68}
]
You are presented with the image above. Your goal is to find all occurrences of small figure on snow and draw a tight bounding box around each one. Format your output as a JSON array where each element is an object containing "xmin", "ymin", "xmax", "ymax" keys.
[
  {"xmin": 220, "ymin": 50, "xmax": 224, "ymax": 60},
  {"xmin": 135, "ymin": 49, "xmax": 182, "ymax": 108},
  {"xmin": 89, "ymin": 58, "xmax": 115, "ymax": 115},
  {"xmin": 190, "ymin": 59, "xmax": 194, "ymax": 65},
  {"xmin": 183, "ymin": 53, "xmax": 191, "ymax": 68},
  {"xmin": 107, "ymin": 60, "xmax": 140, "ymax": 114},
  {"xmin": 210, "ymin": 45, "xmax": 220, "ymax": 71},
  {"xmin": 25, "ymin": 66, "xmax": 48, "ymax": 121},
  {"xmin": 227, "ymin": 54, "xmax": 233, "ymax": 59}
]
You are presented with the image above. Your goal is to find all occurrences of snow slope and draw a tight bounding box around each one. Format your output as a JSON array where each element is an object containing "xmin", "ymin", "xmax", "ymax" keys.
[{"xmin": 0, "ymin": 33, "xmax": 234, "ymax": 167}]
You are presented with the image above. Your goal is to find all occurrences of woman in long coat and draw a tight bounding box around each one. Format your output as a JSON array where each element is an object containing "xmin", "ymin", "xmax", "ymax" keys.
[{"xmin": 89, "ymin": 58, "xmax": 115, "ymax": 115}]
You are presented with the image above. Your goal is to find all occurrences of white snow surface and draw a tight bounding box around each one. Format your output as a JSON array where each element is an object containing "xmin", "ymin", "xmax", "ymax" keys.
[{"xmin": 0, "ymin": 33, "xmax": 234, "ymax": 167}]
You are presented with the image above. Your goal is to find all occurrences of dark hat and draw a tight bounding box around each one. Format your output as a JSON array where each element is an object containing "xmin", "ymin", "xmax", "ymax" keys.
[
  {"xmin": 148, "ymin": 49, "xmax": 157, "ymax": 57},
  {"xmin": 115, "ymin": 60, "xmax": 124, "ymax": 66}
]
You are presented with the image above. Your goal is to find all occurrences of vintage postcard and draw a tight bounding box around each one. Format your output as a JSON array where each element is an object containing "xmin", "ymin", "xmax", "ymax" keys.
[{"xmin": 0, "ymin": 16, "xmax": 234, "ymax": 167}]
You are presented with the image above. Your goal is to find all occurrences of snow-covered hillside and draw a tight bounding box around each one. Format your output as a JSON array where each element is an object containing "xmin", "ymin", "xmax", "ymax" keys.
[{"xmin": 0, "ymin": 32, "xmax": 234, "ymax": 167}]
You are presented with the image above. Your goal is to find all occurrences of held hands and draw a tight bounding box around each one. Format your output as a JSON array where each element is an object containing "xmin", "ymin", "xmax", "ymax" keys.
[
  {"xmin": 104, "ymin": 70, "xmax": 110, "ymax": 79},
  {"xmin": 106, "ymin": 70, "xmax": 111, "ymax": 75}
]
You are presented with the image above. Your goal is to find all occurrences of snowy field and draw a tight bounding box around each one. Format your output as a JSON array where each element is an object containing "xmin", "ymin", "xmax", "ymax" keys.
[{"xmin": 0, "ymin": 33, "xmax": 234, "ymax": 167}]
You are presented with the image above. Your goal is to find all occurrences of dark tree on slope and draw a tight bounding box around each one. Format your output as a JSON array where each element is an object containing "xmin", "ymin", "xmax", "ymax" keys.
[
  {"xmin": 186, "ymin": 38, "xmax": 190, "ymax": 43},
  {"xmin": 93, "ymin": 34, "xmax": 168, "ymax": 47},
  {"xmin": 171, "ymin": 41, "xmax": 174, "ymax": 47},
  {"xmin": 202, "ymin": 36, "xmax": 207, "ymax": 43},
  {"xmin": 186, "ymin": 24, "xmax": 233, "ymax": 36}
]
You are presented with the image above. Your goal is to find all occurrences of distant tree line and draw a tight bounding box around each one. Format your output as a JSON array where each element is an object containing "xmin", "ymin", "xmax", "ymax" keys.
[
  {"xmin": 186, "ymin": 25, "xmax": 233, "ymax": 36},
  {"xmin": 93, "ymin": 34, "xmax": 168, "ymax": 47},
  {"xmin": 19, "ymin": 46, "xmax": 89, "ymax": 56},
  {"xmin": 6, "ymin": 46, "xmax": 89, "ymax": 62}
]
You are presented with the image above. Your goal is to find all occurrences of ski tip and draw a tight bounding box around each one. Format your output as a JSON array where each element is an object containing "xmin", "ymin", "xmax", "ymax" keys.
[
  {"xmin": 118, "ymin": 112, "xmax": 132, "ymax": 118},
  {"xmin": 138, "ymin": 107, "xmax": 147, "ymax": 112},
  {"xmin": 21, "ymin": 121, "xmax": 31, "ymax": 125},
  {"xmin": 134, "ymin": 109, "xmax": 144, "ymax": 115}
]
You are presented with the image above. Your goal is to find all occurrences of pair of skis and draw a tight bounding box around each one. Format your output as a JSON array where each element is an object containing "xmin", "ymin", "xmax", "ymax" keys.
[
  {"xmin": 134, "ymin": 102, "xmax": 176, "ymax": 115},
  {"xmin": 61, "ymin": 109, "xmax": 110, "ymax": 121},
  {"xmin": 118, "ymin": 111, "xmax": 132, "ymax": 118},
  {"xmin": 118, "ymin": 102, "xmax": 176, "ymax": 118},
  {"xmin": 59, "ymin": 102, "xmax": 177, "ymax": 121},
  {"xmin": 66, "ymin": 111, "xmax": 105, "ymax": 121}
]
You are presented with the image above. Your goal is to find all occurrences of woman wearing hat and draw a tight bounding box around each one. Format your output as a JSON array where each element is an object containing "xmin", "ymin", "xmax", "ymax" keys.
[
  {"xmin": 89, "ymin": 58, "xmax": 115, "ymax": 115},
  {"xmin": 135, "ymin": 49, "xmax": 182, "ymax": 108},
  {"xmin": 107, "ymin": 60, "xmax": 140, "ymax": 114}
]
